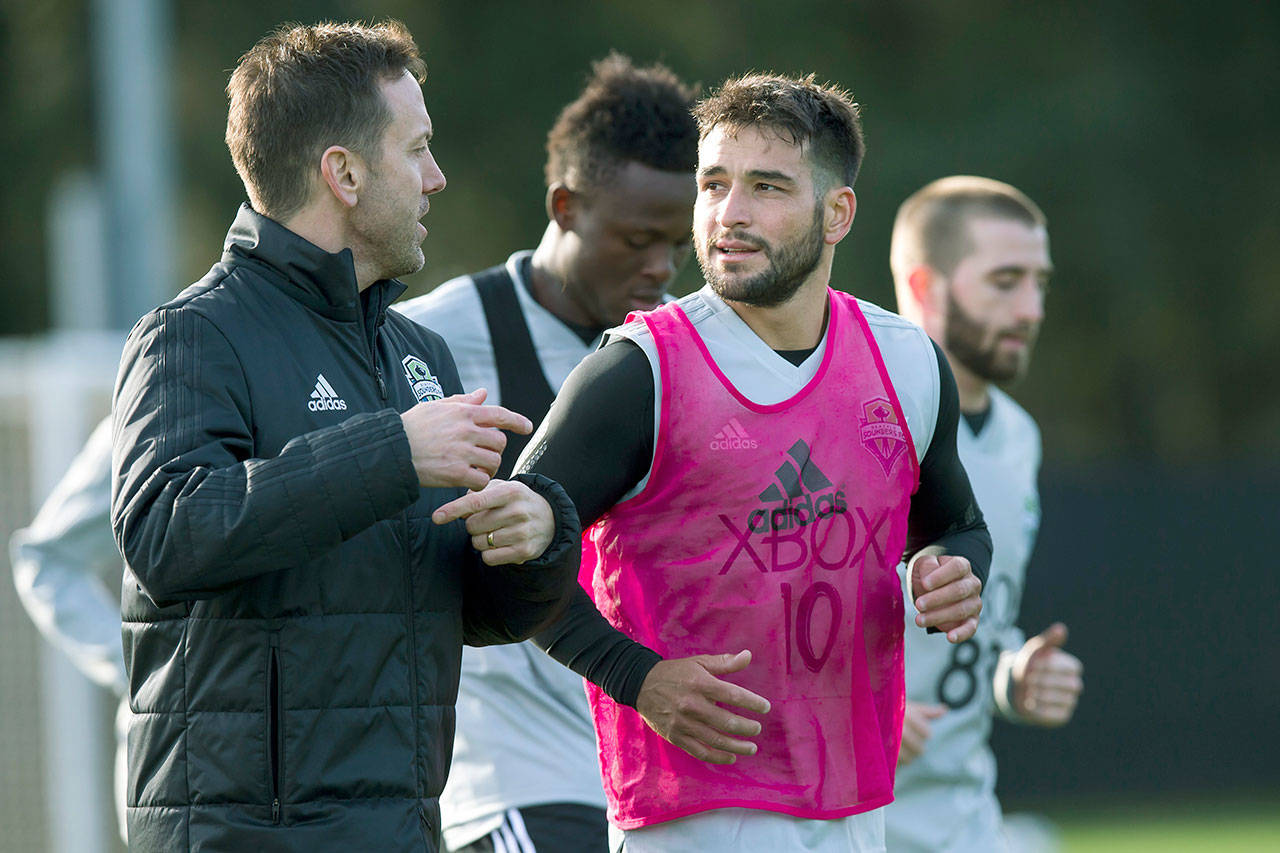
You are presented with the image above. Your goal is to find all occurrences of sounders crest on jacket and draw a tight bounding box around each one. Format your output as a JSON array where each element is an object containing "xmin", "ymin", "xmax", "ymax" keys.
[{"xmin": 402, "ymin": 355, "xmax": 444, "ymax": 403}]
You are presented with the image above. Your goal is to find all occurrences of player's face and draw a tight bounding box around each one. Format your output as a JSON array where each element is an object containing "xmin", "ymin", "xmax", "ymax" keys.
[
  {"xmin": 562, "ymin": 161, "xmax": 694, "ymax": 327},
  {"xmin": 350, "ymin": 72, "xmax": 447, "ymax": 282},
  {"xmin": 943, "ymin": 217, "xmax": 1051, "ymax": 383},
  {"xmin": 694, "ymin": 125, "xmax": 827, "ymax": 307}
]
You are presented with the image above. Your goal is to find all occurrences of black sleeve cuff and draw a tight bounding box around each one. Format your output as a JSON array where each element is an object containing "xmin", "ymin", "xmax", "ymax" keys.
[{"xmin": 614, "ymin": 645, "xmax": 663, "ymax": 708}]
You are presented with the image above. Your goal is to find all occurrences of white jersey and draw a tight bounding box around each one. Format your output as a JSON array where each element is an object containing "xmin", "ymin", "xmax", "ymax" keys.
[
  {"xmin": 396, "ymin": 251, "xmax": 608, "ymax": 850},
  {"xmin": 9, "ymin": 415, "xmax": 130, "ymax": 840},
  {"xmin": 885, "ymin": 386, "xmax": 1041, "ymax": 853},
  {"xmin": 599, "ymin": 285, "xmax": 941, "ymax": 852}
]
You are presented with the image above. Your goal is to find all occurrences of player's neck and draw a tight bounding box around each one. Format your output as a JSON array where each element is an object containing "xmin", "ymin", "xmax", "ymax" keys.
[
  {"xmin": 722, "ymin": 262, "xmax": 833, "ymax": 351},
  {"xmin": 949, "ymin": 356, "xmax": 992, "ymax": 414},
  {"xmin": 528, "ymin": 226, "xmax": 590, "ymax": 326}
]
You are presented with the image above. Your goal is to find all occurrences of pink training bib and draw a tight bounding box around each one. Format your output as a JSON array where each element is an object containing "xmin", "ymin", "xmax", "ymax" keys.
[{"xmin": 584, "ymin": 291, "xmax": 919, "ymax": 829}]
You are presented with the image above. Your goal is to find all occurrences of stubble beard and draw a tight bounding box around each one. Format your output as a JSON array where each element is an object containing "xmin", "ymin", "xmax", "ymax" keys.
[
  {"xmin": 352, "ymin": 171, "xmax": 427, "ymax": 282},
  {"xmin": 943, "ymin": 289, "xmax": 1033, "ymax": 384},
  {"xmin": 699, "ymin": 203, "xmax": 825, "ymax": 308}
]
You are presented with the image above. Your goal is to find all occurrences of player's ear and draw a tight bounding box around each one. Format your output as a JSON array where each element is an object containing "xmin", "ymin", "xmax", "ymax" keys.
[
  {"xmin": 907, "ymin": 266, "xmax": 937, "ymax": 312},
  {"xmin": 547, "ymin": 183, "xmax": 578, "ymax": 230},
  {"xmin": 319, "ymin": 145, "xmax": 362, "ymax": 209},
  {"xmin": 822, "ymin": 186, "xmax": 856, "ymax": 245}
]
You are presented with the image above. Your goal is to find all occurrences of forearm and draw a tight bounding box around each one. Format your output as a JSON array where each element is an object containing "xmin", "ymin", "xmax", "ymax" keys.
[
  {"xmin": 532, "ymin": 586, "xmax": 662, "ymax": 707},
  {"xmin": 113, "ymin": 310, "xmax": 419, "ymax": 604},
  {"xmin": 903, "ymin": 342, "xmax": 992, "ymax": 584},
  {"xmin": 116, "ymin": 410, "xmax": 419, "ymax": 604},
  {"xmin": 518, "ymin": 340, "xmax": 663, "ymax": 703},
  {"xmin": 11, "ymin": 544, "xmax": 127, "ymax": 692},
  {"xmin": 11, "ymin": 419, "xmax": 127, "ymax": 691}
]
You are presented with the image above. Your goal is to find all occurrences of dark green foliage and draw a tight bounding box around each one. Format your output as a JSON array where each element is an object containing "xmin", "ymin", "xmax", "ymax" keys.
[{"xmin": 2, "ymin": 0, "xmax": 1276, "ymax": 462}]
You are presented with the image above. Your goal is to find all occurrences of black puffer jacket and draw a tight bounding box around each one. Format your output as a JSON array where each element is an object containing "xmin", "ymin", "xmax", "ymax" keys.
[{"xmin": 111, "ymin": 205, "xmax": 578, "ymax": 852}]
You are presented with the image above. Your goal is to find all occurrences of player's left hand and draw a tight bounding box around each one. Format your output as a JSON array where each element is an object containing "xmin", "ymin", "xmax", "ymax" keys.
[
  {"xmin": 432, "ymin": 479, "xmax": 554, "ymax": 565},
  {"xmin": 1011, "ymin": 622, "xmax": 1083, "ymax": 726},
  {"xmin": 910, "ymin": 553, "xmax": 982, "ymax": 643},
  {"xmin": 898, "ymin": 701, "xmax": 947, "ymax": 767}
]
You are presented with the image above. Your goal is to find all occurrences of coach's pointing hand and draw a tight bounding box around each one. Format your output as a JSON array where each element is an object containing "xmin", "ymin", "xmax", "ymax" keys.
[
  {"xmin": 401, "ymin": 389, "xmax": 533, "ymax": 491},
  {"xmin": 432, "ymin": 479, "xmax": 554, "ymax": 565},
  {"xmin": 635, "ymin": 650, "xmax": 772, "ymax": 765},
  {"xmin": 910, "ymin": 551, "xmax": 983, "ymax": 643}
]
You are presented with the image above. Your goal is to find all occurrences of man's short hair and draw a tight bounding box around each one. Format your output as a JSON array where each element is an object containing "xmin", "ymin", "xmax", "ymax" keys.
[
  {"xmin": 545, "ymin": 53, "xmax": 698, "ymax": 192},
  {"xmin": 226, "ymin": 20, "xmax": 426, "ymax": 220},
  {"xmin": 890, "ymin": 175, "xmax": 1047, "ymax": 279},
  {"xmin": 693, "ymin": 73, "xmax": 865, "ymax": 191}
]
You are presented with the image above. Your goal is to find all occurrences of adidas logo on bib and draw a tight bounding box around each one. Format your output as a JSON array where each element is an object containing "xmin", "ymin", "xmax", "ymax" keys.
[
  {"xmin": 307, "ymin": 374, "xmax": 348, "ymax": 412},
  {"xmin": 710, "ymin": 417, "xmax": 759, "ymax": 450}
]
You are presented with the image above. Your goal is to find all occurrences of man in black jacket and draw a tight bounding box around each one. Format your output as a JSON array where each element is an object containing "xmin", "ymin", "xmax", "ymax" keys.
[{"xmin": 110, "ymin": 21, "xmax": 579, "ymax": 852}]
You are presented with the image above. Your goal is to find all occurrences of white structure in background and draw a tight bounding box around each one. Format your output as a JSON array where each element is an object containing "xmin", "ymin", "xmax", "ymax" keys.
[
  {"xmin": 93, "ymin": 0, "xmax": 175, "ymax": 328},
  {"xmin": 1, "ymin": 0, "xmax": 175, "ymax": 849},
  {"xmin": 4, "ymin": 328, "xmax": 123, "ymax": 853}
]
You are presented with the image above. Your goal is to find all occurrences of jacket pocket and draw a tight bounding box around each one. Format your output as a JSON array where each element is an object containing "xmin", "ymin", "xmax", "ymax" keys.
[{"xmin": 267, "ymin": 635, "xmax": 283, "ymax": 824}]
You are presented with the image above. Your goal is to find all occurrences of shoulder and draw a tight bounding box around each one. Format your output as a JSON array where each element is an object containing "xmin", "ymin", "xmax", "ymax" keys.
[
  {"xmin": 990, "ymin": 387, "xmax": 1042, "ymax": 457},
  {"xmin": 133, "ymin": 257, "xmax": 288, "ymax": 347},
  {"xmin": 606, "ymin": 291, "xmax": 708, "ymax": 352},
  {"xmin": 124, "ymin": 272, "xmax": 243, "ymax": 358},
  {"xmin": 393, "ymin": 272, "xmax": 493, "ymax": 371},
  {"xmin": 395, "ymin": 273, "xmax": 484, "ymax": 332},
  {"xmin": 853, "ymin": 298, "xmax": 940, "ymax": 453},
  {"xmin": 856, "ymin": 298, "xmax": 936, "ymax": 367}
]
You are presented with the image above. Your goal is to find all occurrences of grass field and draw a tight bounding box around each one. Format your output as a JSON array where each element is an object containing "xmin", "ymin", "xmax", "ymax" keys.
[{"xmin": 1020, "ymin": 795, "xmax": 1280, "ymax": 853}]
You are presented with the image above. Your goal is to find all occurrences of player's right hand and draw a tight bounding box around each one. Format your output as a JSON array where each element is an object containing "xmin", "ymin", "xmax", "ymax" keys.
[
  {"xmin": 635, "ymin": 650, "xmax": 771, "ymax": 765},
  {"xmin": 898, "ymin": 701, "xmax": 947, "ymax": 767},
  {"xmin": 911, "ymin": 553, "xmax": 983, "ymax": 643},
  {"xmin": 400, "ymin": 389, "xmax": 532, "ymax": 491}
]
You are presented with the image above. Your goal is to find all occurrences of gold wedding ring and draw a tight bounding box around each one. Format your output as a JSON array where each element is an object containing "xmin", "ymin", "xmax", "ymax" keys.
[{"xmin": 486, "ymin": 531, "xmax": 495, "ymax": 548}]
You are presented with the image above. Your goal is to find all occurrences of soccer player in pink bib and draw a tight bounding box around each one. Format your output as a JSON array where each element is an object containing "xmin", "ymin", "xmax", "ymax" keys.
[{"xmin": 437, "ymin": 73, "xmax": 991, "ymax": 852}]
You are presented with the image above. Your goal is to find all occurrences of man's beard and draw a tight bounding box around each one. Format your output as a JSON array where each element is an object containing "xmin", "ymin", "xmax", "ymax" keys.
[
  {"xmin": 352, "ymin": 174, "xmax": 426, "ymax": 282},
  {"xmin": 944, "ymin": 289, "xmax": 1034, "ymax": 383},
  {"xmin": 699, "ymin": 203, "xmax": 825, "ymax": 308}
]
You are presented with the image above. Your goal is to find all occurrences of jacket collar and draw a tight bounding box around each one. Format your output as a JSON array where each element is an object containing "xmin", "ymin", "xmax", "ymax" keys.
[{"xmin": 221, "ymin": 204, "xmax": 406, "ymax": 320}]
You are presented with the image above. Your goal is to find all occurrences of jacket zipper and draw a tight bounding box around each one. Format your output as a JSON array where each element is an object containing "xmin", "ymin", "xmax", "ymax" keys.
[
  {"xmin": 419, "ymin": 802, "xmax": 433, "ymax": 846},
  {"xmin": 401, "ymin": 514, "xmax": 426, "ymax": 842},
  {"xmin": 366, "ymin": 304, "xmax": 388, "ymax": 402},
  {"xmin": 268, "ymin": 636, "xmax": 283, "ymax": 825}
]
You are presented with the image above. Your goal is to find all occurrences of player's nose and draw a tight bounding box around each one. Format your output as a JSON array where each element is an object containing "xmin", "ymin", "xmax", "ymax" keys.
[
  {"xmin": 1016, "ymin": 278, "xmax": 1045, "ymax": 324},
  {"xmin": 423, "ymin": 152, "xmax": 446, "ymax": 195}
]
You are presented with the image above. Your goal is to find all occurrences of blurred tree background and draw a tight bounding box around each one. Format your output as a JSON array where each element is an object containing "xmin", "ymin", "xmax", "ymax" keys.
[
  {"xmin": 3, "ymin": 0, "xmax": 1277, "ymax": 465},
  {"xmin": 1, "ymin": 0, "xmax": 1277, "ymax": 827}
]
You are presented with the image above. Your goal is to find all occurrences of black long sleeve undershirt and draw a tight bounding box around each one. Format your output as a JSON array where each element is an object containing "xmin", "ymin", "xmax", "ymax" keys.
[{"xmin": 524, "ymin": 335, "xmax": 991, "ymax": 707}]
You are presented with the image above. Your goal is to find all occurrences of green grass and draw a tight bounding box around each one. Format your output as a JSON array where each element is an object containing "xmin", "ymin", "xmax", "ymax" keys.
[{"xmin": 1032, "ymin": 795, "xmax": 1280, "ymax": 853}]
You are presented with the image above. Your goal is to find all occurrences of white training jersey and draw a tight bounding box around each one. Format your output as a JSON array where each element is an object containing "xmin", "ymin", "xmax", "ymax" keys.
[
  {"xmin": 9, "ymin": 415, "xmax": 130, "ymax": 840},
  {"xmin": 395, "ymin": 251, "xmax": 608, "ymax": 850},
  {"xmin": 600, "ymin": 285, "xmax": 940, "ymax": 852},
  {"xmin": 885, "ymin": 386, "xmax": 1042, "ymax": 853}
]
